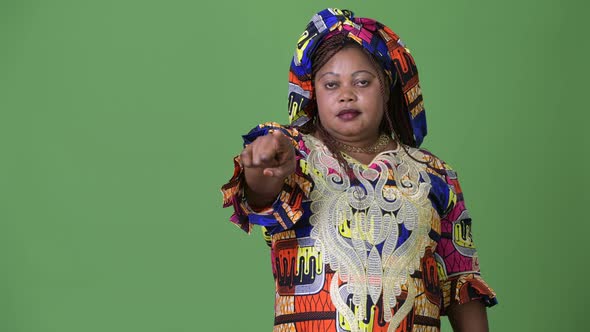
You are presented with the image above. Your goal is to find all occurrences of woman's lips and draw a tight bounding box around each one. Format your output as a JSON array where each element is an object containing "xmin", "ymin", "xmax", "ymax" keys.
[{"xmin": 337, "ymin": 109, "xmax": 361, "ymax": 121}]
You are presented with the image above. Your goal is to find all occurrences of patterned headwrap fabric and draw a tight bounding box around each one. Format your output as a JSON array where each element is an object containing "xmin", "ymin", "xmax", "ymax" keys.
[{"xmin": 288, "ymin": 8, "xmax": 428, "ymax": 147}]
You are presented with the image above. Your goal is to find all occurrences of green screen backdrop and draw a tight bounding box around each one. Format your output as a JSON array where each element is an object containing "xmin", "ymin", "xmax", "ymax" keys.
[{"xmin": 1, "ymin": 0, "xmax": 587, "ymax": 331}]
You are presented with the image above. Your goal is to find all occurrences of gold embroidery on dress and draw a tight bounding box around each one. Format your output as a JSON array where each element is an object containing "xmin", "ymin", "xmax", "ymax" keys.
[{"xmin": 303, "ymin": 135, "xmax": 434, "ymax": 332}]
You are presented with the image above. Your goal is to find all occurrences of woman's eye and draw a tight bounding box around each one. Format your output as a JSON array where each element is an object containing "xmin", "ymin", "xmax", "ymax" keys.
[
  {"xmin": 356, "ymin": 80, "xmax": 369, "ymax": 87},
  {"xmin": 325, "ymin": 82, "xmax": 338, "ymax": 89}
]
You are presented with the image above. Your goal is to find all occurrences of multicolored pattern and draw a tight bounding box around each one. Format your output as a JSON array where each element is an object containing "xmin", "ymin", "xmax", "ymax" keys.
[
  {"xmin": 288, "ymin": 8, "xmax": 427, "ymax": 147},
  {"xmin": 221, "ymin": 123, "xmax": 497, "ymax": 332}
]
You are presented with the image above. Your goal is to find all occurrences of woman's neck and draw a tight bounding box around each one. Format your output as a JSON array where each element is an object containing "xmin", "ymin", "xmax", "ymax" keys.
[
  {"xmin": 343, "ymin": 140, "xmax": 398, "ymax": 165},
  {"xmin": 312, "ymin": 130, "xmax": 398, "ymax": 165}
]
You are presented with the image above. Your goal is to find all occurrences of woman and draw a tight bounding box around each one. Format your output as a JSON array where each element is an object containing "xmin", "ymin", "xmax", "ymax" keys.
[{"xmin": 222, "ymin": 8, "xmax": 497, "ymax": 332}]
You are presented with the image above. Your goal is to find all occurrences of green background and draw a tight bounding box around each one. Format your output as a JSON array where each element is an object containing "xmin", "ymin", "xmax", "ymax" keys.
[{"xmin": 1, "ymin": 0, "xmax": 587, "ymax": 331}]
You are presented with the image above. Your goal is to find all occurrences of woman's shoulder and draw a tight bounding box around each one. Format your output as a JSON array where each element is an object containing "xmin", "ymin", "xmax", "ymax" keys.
[{"xmin": 401, "ymin": 145, "xmax": 457, "ymax": 180}]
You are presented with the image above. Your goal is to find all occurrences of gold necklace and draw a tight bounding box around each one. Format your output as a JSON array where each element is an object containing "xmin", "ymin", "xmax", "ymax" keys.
[{"xmin": 329, "ymin": 133, "xmax": 391, "ymax": 154}]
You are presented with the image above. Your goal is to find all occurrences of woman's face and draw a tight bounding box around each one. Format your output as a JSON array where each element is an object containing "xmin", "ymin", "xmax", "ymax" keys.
[{"xmin": 314, "ymin": 46, "xmax": 387, "ymax": 144}]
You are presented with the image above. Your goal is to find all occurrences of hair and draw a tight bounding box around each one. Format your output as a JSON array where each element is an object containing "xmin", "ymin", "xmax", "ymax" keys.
[{"xmin": 298, "ymin": 32, "xmax": 427, "ymax": 169}]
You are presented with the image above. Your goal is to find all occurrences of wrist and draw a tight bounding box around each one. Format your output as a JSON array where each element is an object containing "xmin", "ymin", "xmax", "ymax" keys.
[{"xmin": 244, "ymin": 182, "xmax": 284, "ymax": 209}]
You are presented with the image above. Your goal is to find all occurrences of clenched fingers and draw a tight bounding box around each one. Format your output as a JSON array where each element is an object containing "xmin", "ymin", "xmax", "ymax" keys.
[{"xmin": 241, "ymin": 131, "xmax": 296, "ymax": 177}]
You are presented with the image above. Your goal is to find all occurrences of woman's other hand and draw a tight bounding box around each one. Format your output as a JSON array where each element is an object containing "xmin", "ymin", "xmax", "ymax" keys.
[{"xmin": 447, "ymin": 300, "xmax": 489, "ymax": 332}]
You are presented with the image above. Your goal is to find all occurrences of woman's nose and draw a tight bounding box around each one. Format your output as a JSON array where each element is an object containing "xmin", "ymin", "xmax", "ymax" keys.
[{"xmin": 339, "ymin": 88, "xmax": 356, "ymax": 102}]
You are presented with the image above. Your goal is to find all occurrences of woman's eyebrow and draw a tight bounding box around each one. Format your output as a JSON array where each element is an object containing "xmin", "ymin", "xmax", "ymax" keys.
[
  {"xmin": 318, "ymin": 72, "xmax": 339, "ymax": 79},
  {"xmin": 318, "ymin": 70, "xmax": 376, "ymax": 79},
  {"xmin": 352, "ymin": 70, "xmax": 376, "ymax": 77}
]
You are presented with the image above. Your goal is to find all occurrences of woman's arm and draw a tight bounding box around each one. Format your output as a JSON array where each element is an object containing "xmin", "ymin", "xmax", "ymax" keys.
[{"xmin": 447, "ymin": 300, "xmax": 489, "ymax": 332}]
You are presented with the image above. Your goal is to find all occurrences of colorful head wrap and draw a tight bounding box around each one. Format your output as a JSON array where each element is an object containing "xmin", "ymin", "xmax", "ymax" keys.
[{"xmin": 288, "ymin": 8, "xmax": 427, "ymax": 147}]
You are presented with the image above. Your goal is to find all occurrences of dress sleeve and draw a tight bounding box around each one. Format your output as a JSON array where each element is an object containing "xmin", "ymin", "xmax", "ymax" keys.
[
  {"xmin": 432, "ymin": 160, "xmax": 498, "ymax": 314},
  {"xmin": 220, "ymin": 122, "xmax": 312, "ymax": 234}
]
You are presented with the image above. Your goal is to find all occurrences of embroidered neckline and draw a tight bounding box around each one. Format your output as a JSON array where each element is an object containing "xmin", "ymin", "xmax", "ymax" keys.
[
  {"xmin": 306, "ymin": 134, "xmax": 402, "ymax": 167},
  {"xmin": 302, "ymin": 134, "xmax": 435, "ymax": 332}
]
